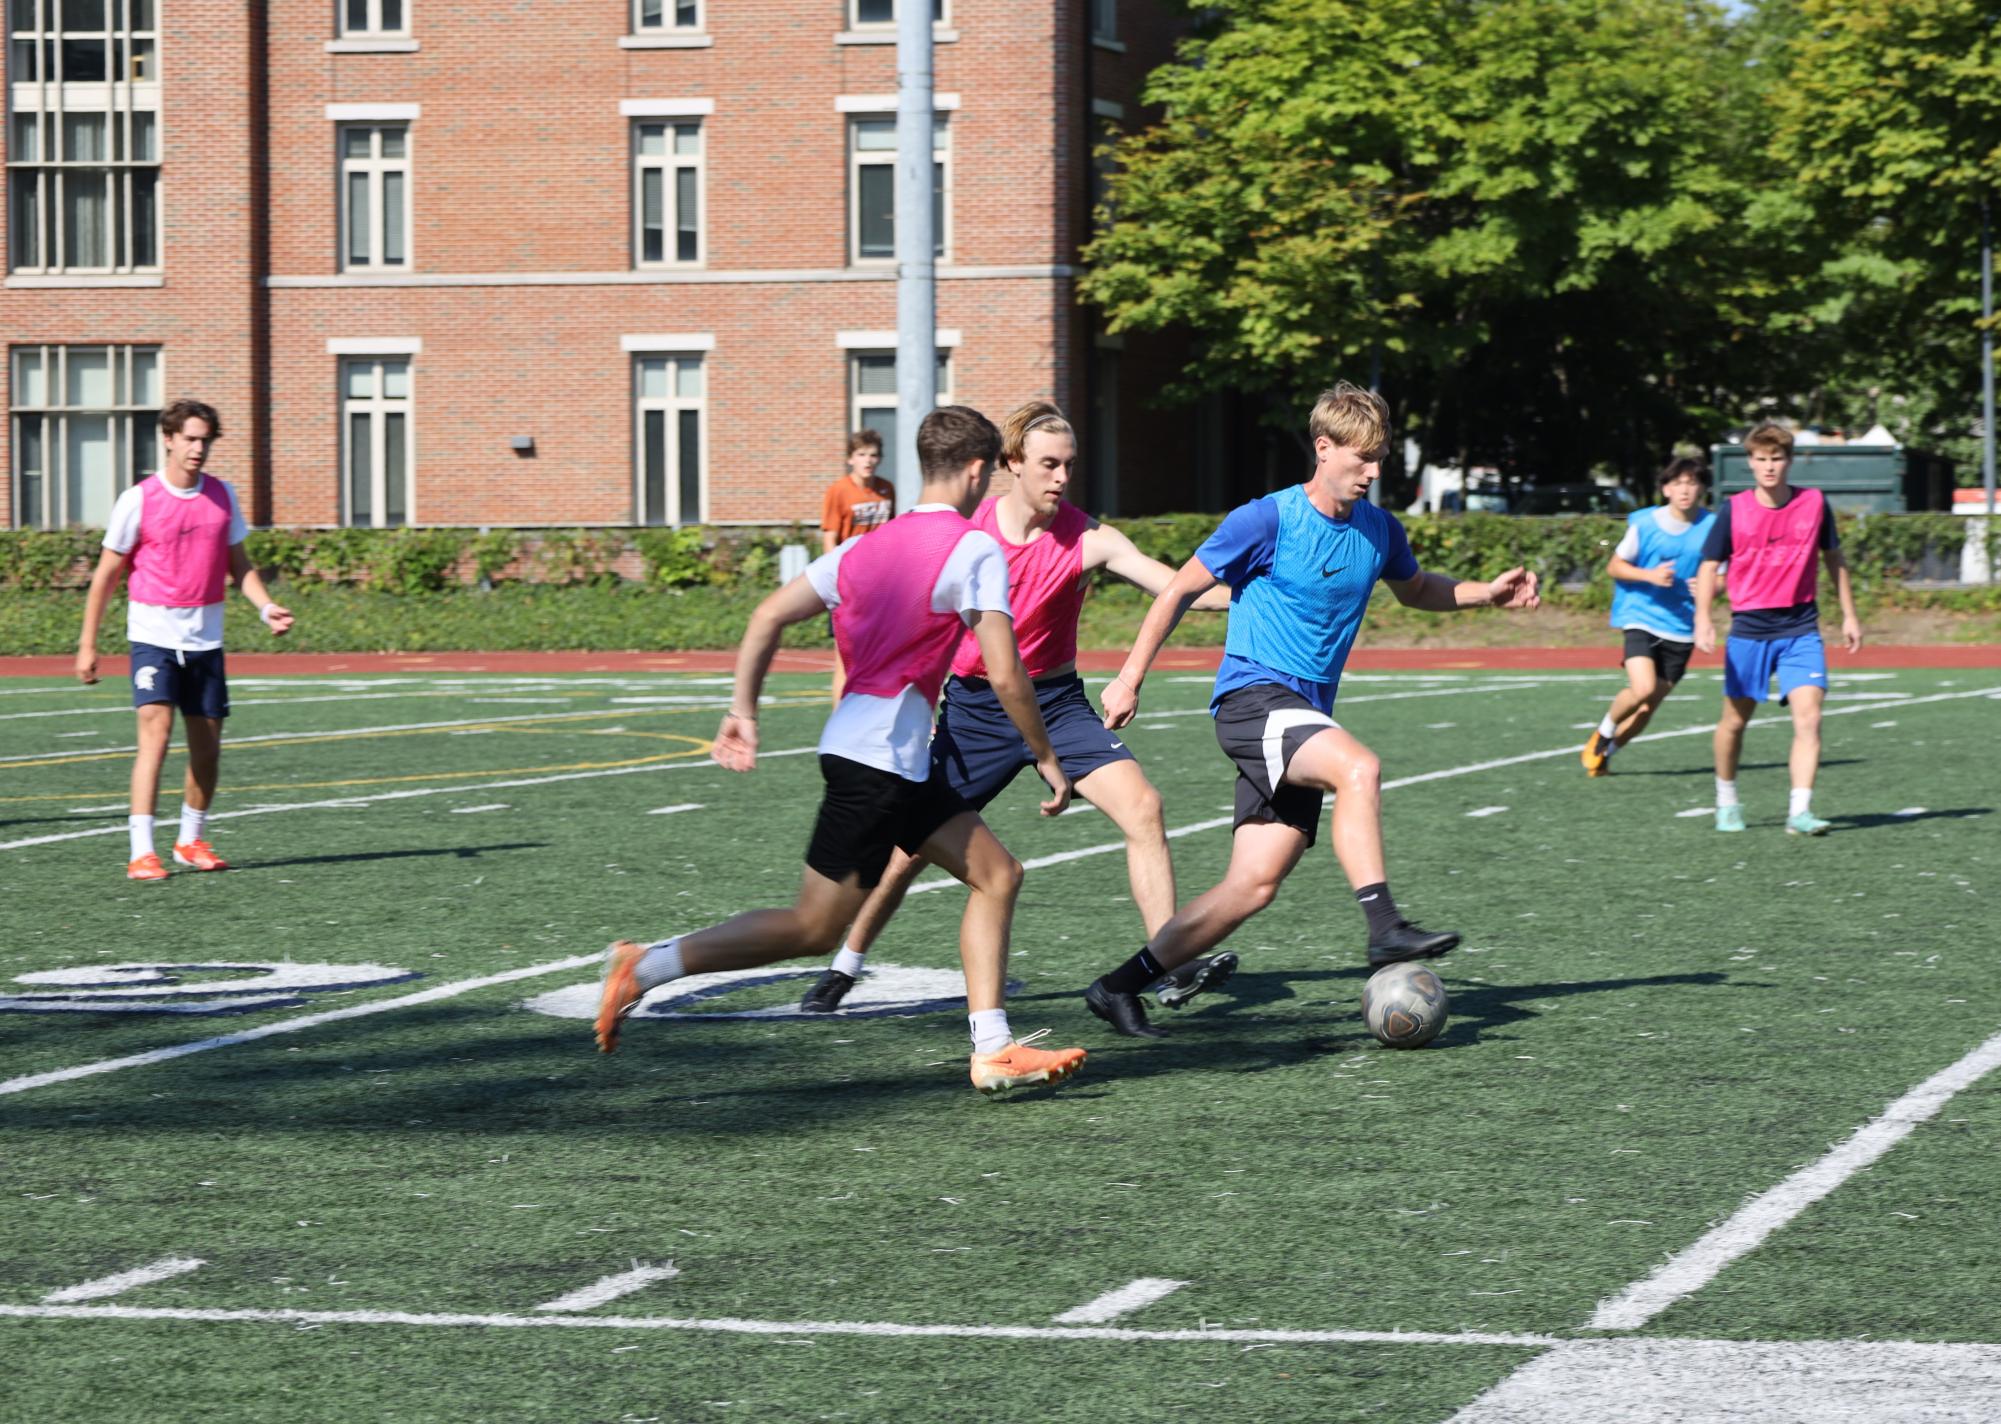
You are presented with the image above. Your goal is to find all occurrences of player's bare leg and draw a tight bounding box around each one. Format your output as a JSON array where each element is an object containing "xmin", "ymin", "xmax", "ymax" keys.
[
  {"xmin": 799, "ymin": 845, "xmax": 927, "ymax": 1010},
  {"xmin": 1784, "ymin": 685, "xmax": 1831, "ymax": 835},
  {"xmin": 126, "ymin": 703, "xmax": 176, "ymax": 879},
  {"xmin": 1075, "ymin": 758, "xmax": 1174, "ymax": 935},
  {"xmin": 1713, "ymin": 694, "xmax": 1756, "ymax": 831},
  {"xmin": 1586, "ymin": 659, "xmax": 1661, "ymax": 774},
  {"xmin": 172, "ymin": 714, "xmax": 230, "ymax": 870}
]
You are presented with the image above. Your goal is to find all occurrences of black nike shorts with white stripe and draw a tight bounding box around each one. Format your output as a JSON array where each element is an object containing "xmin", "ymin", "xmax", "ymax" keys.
[{"xmin": 1213, "ymin": 682, "xmax": 1341, "ymax": 845}]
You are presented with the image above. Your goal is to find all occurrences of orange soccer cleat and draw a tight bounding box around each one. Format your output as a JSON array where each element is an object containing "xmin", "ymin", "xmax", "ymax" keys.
[
  {"xmin": 126, "ymin": 852, "xmax": 170, "ymax": 882},
  {"xmin": 172, "ymin": 839, "xmax": 230, "ymax": 871},
  {"xmin": 1579, "ymin": 732, "xmax": 1612, "ymax": 777},
  {"xmin": 593, "ymin": 939, "xmax": 648, "ymax": 1054},
  {"xmin": 968, "ymin": 1030, "xmax": 1087, "ymax": 1097}
]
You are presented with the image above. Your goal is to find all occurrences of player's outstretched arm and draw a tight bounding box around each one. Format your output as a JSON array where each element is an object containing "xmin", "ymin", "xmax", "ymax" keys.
[
  {"xmin": 74, "ymin": 547, "xmax": 131, "ymax": 685},
  {"xmin": 1693, "ymin": 559, "xmax": 1723, "ymax": 654},
  {"xmin": 970, "ymin": 610, "xmax": 1071, "ymax": 816},
  {"xmin": 715, "ymin": 575, "xmax": 828, "ymax": 773},
  {"xmin": 1826, "ymin": 548, "xmax": 1863, "ymax": 653},
  {"xmin": 1085, "ymin": 522, "xmax": 1232, "ymax": 610},
  {"xmin": 228, "ymin": 544, "xmax": 294, "ymax": 636},
  {"xmin": 1384, "ymin": 566, "xmax": 1541, "ymax": 613},
  {"xmin": 1102, "ymin": 554, "xmax": 1221, "ymax": 730}
]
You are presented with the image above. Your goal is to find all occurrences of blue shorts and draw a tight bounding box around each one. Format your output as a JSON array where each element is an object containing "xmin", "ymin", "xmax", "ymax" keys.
[
  {"xmin": 1723, "ymin": 633, "xmax": 1827, "ymax": 704},
  {"xmin": 930, "ymin": 672, "xmax": 1136, "ymax": 810},
  {"xmin": 129, "ymin": 643, "xmax": 230, "ymax": 719}
]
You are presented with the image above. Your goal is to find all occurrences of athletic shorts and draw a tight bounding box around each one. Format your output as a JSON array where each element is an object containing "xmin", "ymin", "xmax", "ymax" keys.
[
  {"xmin": 1621, "ymin": 628, "xmax": 1694, "ymax": 686},
  {"xmin": 1724, "ymin": 632, "xmax": 1828, "ymax": 705},
  {"xmin": 804, "ymin": 754, "xmax": 972, "ymax": 890},
  {"xmin": 129, "ymin": 643, "xmax": 229, "ymax": 719},
  {"xmin": 931, "ymin": 672, "xmax": 1136, "ymax": 811},
  {"xmin": 1213, "ymin": 682, "xmax": 1339, "ymax": 846}
]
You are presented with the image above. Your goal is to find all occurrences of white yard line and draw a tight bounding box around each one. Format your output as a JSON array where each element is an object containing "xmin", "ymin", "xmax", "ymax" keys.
[
  {"xmin": 0, "ymin": 691, "xmax": 429, "ymax": 726},
  {"xmin": 450, "ymin": 804, "xmax": 510, "ymax": 814},
  {"xmin": 533, "ymin": 1263, "xmax": 681, "ymax": 1313},
  {"xmin": 42, "ymin": 1257, "xmax": 204, "ymax": 1303},
  {"xmin": 1585, "ymin": 1024, "xmax": 2001, "ymax": 1332},
  {"xmin": 646, "ymin": 804, "xmax": 705, "ymax": 816},
  {"xmin": 0, "ymin": 1300, "xmax": 1559, "ymax": 1348},
  {"xmin": 1052, "ymin": 1278, "xmax": 1189, "ymax": 1324}
]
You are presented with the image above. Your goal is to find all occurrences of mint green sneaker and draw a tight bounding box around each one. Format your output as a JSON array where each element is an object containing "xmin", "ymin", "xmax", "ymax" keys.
[
  {"xmin": 1715, "ymin": 804, "xmax": 1746, "ymax": 832},
  {"xmin": 1786, "ymin": 811, "xmax": 1832, "ymax": 836}
]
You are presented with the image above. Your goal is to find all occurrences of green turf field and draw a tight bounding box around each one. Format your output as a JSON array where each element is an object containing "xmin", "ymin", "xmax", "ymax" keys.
[{"xmin": 3, "ymin": 665, "xmax": 1998, "ymax": 1422}]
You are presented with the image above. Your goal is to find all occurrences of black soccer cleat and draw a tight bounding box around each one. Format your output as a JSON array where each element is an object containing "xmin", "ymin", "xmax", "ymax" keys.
[
  {"xmin": 1085, "ymin": 977, "xmax": 1168, "ymax": 1038},
  {"xmin": 799, "ymin": 969, "xmax": 856, "ymax": 1013},
  {"xmin": 1151, "ymin": 951, "xmax": 1240, "ymax": 1010},
  {"xmin": 1365, "ymin": 921, "xmax": 1461, "ymax": 970}
]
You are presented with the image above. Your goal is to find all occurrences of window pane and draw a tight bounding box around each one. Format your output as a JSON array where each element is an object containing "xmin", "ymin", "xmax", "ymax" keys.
[
  {"xmin": 18, "ymin": 415, "xmax": 45, "ymax": 528},
  {"xmin": 66, "ymin": 349, "xmax": 111, "ymax": 406},
  {"xmin": 15, "ymin": 350, "xmax": 45, "ymax": 405},
  {"xmin": 672, "ymin": 123, "xmax": 700, "ymax": 157},
  {"xmin": 857, "ymin": 164, "xmax": 894, "ymax": 259},
  {"xmin": 640, "ymin": 169, "xmax": 663, "ymax": 263},
  {"xmin": 12, "ymin": 113, "xmax": 40, "ymax": 161},
  {"xmin": 132, "ymin": 169, "xmax": 158, "ymax": 267},
  {"xmin": 675, "ymin": 167, "xmax": 698, "ymax": 262},
  {"xmin": 343, "ymin": 127, "xmax": 372, "ymax": 159},
  {"xmin": 132, "ymin": 349, "xmax": 160, "ymax": 407},
  {"xmin": 346, "ymin": 172, "xmax": 371, "ymax": 265},
  {"xmin": 8, "ymin": 0, "xmax": 38, "ymax": 32},
  {"xmin": 345, "ymin": 361, "xmax": 375, "ymax": 399},
  {"xmin": 380, "ymin": 126, "xmax": 406, "ymax": 159},
  {"xmin": 677, "ymin": 408, "xmax": 700, "ymax": 524},
  {"xmin": 8, "ymin": 178, "xmax": 40, "ymax": 269},
  {"xmin": 639, "ymin": 0, "xmax": 662, "ymax": 26},
  {"xmin": 382, "ymin": 0, "xmax": 402, "ymax": 30},
  {"xmin": 382, "ymin": 171, "xmax": 405, "ymax": 264},
  {"xmin": 674, "ymin": 0, "xmax": 697, "ymax": 25},
  {"xmin": 123, "ymin": 412, "xmax": 153, "ymax": 486},
  {"xmin": 348, "ymin": 412, "xmax": 372, "ymax": 525},
  {"xmin": 933, "ymin": 160, "xmax": 945, "ymax": 257},
  {"xmin": 871, "ymin": 409, "xmax": 899, "ymax": 490},
  {"xmin": 125, "ymin": 34, "xmax": 153, "ymax": 80},
  {"xmin": 61, "ymin": 35, "xmax": 109, "ymax": 81},
  {"xmin": 349, "ymin": 0, "xmax": 374, "ymax": 30},
  {"xmin": 642, "ymin": 409, "xmax": 666, "ymax": 525},
  {"xmin": 384, "ymin": 413, "xmax": 407, "ymax": 526},
  {"xmin": 637, "ymin": 358, "xmax": 667, "ymax": 399},
  {"xmin": 856, "ymin": 0, "xmax": 892, "ymax": 22},
  {"xmin": 70, "ymin": 0, "xmax": 108, "ymax": 28},
  {"xmin": 132, "ymin": 0, "xmax": 155, "ymax": 29},
  {"xmin": 64, "ymin": 112, "xmax": 107, "ymax": 162},
  {"xmin": 637, "ymin": 124, "xmax": 665, "ymax": 157},
  {"xmin": 66, "ymin": 413, "xmax": 113, "ymax": 527},
  {"xmin": 854, "ymin": 119, "xmax": 895, "ymax": 152},
  {"xmin": 131, "ymin": 111, "xmax": 157, "ymax": 162},
  {"xmin": 674, "ymin": 357, "xmax": 702, "ymax": 398},
  {"xmin": 855, "ymin": 355, "xmax": 896, "ymax": 396},
  {"xmin": 7, "ymin": 38, "xmax": 39, "ymax": 82}
]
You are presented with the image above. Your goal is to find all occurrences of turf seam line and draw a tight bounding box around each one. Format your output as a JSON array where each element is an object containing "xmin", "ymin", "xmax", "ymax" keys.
[
  {"xmin": 1585, "ymin": 1023, "xmax": 2001, "ymax": 1332},
  {"xmin": 41, "ymin": 1257, "xmax": 205, "ymax": 1303}
]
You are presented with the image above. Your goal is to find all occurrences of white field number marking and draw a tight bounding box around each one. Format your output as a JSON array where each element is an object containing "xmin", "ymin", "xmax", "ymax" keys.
[
  {"xmin": 1465, "ymin": 806, "xmax": 1509, "ymax": 818},
  {"xmin": 646, "ymin": 804, "xmax": 704, "ymax": 816},
  {"xmin": 1052, "ymin": 1278, "xmax": 1189, "ymax": 1324},
  {"xmin": 0, "ymin": 961, "xmax": 418, "ymax": 1015},
  {"xmin": 43, "ymin": 1257, "xmax": 204, "ymax": 1304},
  {"xmin": 534, "ymin": 1263, "xmax": 680, "ymax": 1313},
  {"xmin": 524, "ymin": 963, "xmax": 987, "ymax": 1022}
]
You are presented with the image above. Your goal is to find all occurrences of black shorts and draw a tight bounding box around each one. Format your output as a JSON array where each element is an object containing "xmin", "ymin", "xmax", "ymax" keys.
[
  {"xmin": 1213, "ymin": 683, "xmax": 1339, "ymax": 846},
  {"xmin": 804, "ymin": 754, "xmax": 972, "ymax": 890},
  {"xmin": 129, "ymin": 643, "xmax": 230, "ymax": 718},
  {"xmin": 932, "ymin": 672, "xmax": 1136, "ymax": 811},
  {"xmin": 1620, "ymin": 629, "xmax": 1694, "ymax": 686}
]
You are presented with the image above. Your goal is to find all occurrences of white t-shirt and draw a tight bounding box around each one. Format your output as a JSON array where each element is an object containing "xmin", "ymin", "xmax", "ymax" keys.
[
  {"xmin": 807, "ymin": 505, "xmax": 1012, "ymax": 780},
  {"xmin": 103, "ymin": 474, "xmax": 249, "ymax": 652}
]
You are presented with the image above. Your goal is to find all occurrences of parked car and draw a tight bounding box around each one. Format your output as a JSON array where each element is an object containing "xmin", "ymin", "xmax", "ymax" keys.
[{"xmin": 1511, "ymin": 483, "xmax": 1638, "ymax": 516}]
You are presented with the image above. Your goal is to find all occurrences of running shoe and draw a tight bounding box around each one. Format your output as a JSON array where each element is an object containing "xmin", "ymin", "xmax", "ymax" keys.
[
  {"xmin": 1785, "ymin": 811, "xmax": 1832, "ymax": 837},
  {"xmin": 1715, "ymin": 804, "xmax": 1746, "ymax": 833},
  {"xmin": 1151, "ymin": 952, "xmax": 1239, "ymax": 1010},
  {"xmin": 172, "ymin": 839, "xmax": 230, "ymax": 871},
  {"xmin": 594, "ymin": 939, "xmax": 647, "ymax": 1054},
  {"xmin": 799, "ymin": 969, "xmax": 856, "ymax": 1013},
  {"xmin": 1580, "ymin": 732, "xmax": 1613, "ymax": 777},
  {"xmin": 1085, "ymin": 977, "xmax": 1167, "ymax": 1038},
  {"xmin": 1365, "ymin": 921, "xmax": 1461, "ymax": 969},
  {"xmin": 968, "ymin": 1030, "xmax": 1086, "ymax": 1096},
  {"xmin": 126, "ymin": 852, "xmax": 169, "ymax": 882}
]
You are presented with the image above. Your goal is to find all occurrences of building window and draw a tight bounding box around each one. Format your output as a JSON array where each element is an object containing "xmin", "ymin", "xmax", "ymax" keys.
[
  {"xmin": 849, "ymin": 351, "xmax": 950, "ymax": 492},
  {"xmin": 340, "ymin": 0, "xmax": 408, "ymax": 36},
  {"xmin": 634, "ymin": 355, "xmax": 705, "ymax": 525},
  {"xmin": 633, "ymin": 121, "xmax": 702, "ymax": 267},
  {"xmin": 1091, "ymin": 0, "xmax": 1116, "ymax": 41},
  {"xmin": 633, "ymin": 0, "xmax": 699, "ymax": 31},
  {"xmin": 9, "ymin": 344, "xmax": 161, "ymax": 528},
  {"xmin": 342, "ymin": 357, "xmax": 411, "ymax": 526},
  {"xmin": 849, "ymin": 0, "xmax": 943, "ymax": 25},
  {"xmin": 338, "ymin": 124, "xmax": 409, "ymax": 271},
  {"xmin": 849, "ymin": 116, "xmax": 947, "ymax": 265},
  {"xmin": 1090, "ymin": 346, "xmax": 1121, "ymax": 516},
  {"xmin": 6, "ymin": 0, "xmax": 161, "ymax": 274}
]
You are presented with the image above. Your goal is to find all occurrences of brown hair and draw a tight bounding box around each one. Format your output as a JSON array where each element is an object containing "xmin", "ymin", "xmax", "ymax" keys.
[
  {"xmin": 999, "ymin": 399, "xmax": 1075, "ymax": 466},
  {"xmin": 1743, "ymin": 422, "xmax": 1794, "ymax": 458},
  {"xmin": 847, "ymin": 428, "xmax": 884, "ymax": 456},
  {"xmin": 1658, "ymin": 456, "xmax": 1709, "ymax": 486},
  {"xmin": 916, "ymin": 405, "xmax": 1003, "ymax": 481},
  {"xmin": 159, "ymin": 398, "xmax": 223, "ymax": 439},
  {"xmin": 1307, "ymin": 381, "xmax": 1390, "ymax": 454}
]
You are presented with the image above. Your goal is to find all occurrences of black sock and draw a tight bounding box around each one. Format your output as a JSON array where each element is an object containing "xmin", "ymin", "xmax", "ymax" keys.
[
  {"xmin": 1355, "ymin": 882, "xmax": 1402, "ymax": 939},
  {"xmin": 1100, "ymin": 946, "xmax": 1165, "ymax": 994}
]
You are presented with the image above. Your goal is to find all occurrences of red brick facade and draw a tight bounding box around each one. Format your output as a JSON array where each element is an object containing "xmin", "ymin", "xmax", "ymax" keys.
[{"xmin": 3, "ymin": 0, "xmax": 1204, "ymax": 531}]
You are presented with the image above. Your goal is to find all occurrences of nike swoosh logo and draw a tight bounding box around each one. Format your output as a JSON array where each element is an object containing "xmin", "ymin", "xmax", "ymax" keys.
[{"xmin": 1320, "ymin": 563, "xmax": 1348, "ymax": 577}]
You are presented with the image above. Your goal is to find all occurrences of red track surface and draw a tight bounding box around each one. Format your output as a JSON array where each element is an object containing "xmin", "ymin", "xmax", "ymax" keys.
[{"xmin": 4, "ymin": 645, "xmax": 1997, "ymax": 677}]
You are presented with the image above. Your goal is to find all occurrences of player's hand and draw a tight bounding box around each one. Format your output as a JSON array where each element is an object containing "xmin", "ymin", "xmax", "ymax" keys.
[
  {"xmin": 1695, "ymin": 619, "xmax": 1717, "ymax": 655},
  {"xmin": 1842, "ymin": 616, "xmax": 1863, "ymax": 654},
  {"xmin": 712, "ymin": 712, "xmax": 759, "ymax": 772},
  {"xmin": 1034, "ymin": 754, "xmax": 1073, "ymax": 817},
  {"xmin": 260, "ymin": 602, "xmax": 295, "ymax": 637},
  {"xmin": 1488, "ymin": 567, "xmax": 1540, "ymax": 610},
  {"xmin": 74, "ymin": 648, "xmax": 99, "ymax": 685},
  {"xmin": 1649, "ymin": 561, "xmax": 1678, "ymax": 588},
  {"xmin": 1100, "ymin": 673, "xmax": 1140, "ymax": 730}
]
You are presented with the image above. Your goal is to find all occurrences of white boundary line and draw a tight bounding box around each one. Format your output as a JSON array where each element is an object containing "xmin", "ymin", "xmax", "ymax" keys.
[
  {"xmin": 42, "ymin": 1257, "xmax": 205, "ymax": 1303},
  {"xmin": 533, "ymin": 1263, "xmax": 680, "ymax": 1313},
  {"xmin": 1053, "ymin": 1278, "xmax": 1189, "ymax": 1324},
  {"xmin": 1586, "ymin": 1024, "xmax": 2001, "ymax": 1331}
]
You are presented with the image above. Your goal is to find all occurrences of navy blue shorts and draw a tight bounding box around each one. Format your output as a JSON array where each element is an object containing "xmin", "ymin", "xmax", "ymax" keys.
[
  {"xmin": 930, "ymin": 672, "xmax": 1136, "ymax": 811},
  {"xmin": 129, "ymin": 643, "xmax": 230, "ymax": 719}
]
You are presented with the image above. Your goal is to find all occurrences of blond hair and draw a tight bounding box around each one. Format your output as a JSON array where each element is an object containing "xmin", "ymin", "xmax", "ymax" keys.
[
  {"xmin": 1308, "ymin": 382, "xmax": 1390, "ymax": 454},
  {"xmin": 999, "ymin": 399, "xmax": 1075, "ymax": 466},
  {"xmin": 1742, "ymin": 422, "xmax": 1795, "ymax": 458}
]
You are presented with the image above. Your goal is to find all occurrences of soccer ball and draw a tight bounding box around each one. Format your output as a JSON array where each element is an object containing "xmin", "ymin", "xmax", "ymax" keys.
[{"xmin": 1361, "ymin": 961, "xmax": 1449, "ymax": 1048}]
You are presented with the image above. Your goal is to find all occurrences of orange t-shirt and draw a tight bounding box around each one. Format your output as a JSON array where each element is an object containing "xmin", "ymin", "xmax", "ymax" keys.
[{"xmin": 821, "ymin": 475, "xmax": 896, "ymax": 543}]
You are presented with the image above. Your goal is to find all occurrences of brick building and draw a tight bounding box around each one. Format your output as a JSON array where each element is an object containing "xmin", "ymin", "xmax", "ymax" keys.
[{"xmin": 3, "ymin": 0, "xmax": 1232, "ymax": 535}]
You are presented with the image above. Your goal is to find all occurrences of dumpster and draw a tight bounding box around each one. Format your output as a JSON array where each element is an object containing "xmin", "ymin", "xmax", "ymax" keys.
[{"xmin": 1711, "ymin": 437, "xmax": 1954, "ymax": 513}]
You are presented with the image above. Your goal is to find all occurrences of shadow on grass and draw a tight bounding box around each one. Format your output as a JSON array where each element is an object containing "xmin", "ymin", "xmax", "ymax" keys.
[
  {"xmin": 1605, "ymin": 756, "xmax": 1863, "ymax": 779},
  {"xmin": 1827, "ymin": 807, "xmax": 1990, "ymax": 831},
  {"xmin": 232, "ymin": 841, "xmax": 550, "ymax": 871}
]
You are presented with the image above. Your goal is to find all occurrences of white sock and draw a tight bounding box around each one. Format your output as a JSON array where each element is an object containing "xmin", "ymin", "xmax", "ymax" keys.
[
  {"xmin": 831, "ymin": 945, "xmax": 867, "ymax": 978},
  {"xmin": 635, "ymin": 936, "xmax": 685, "ymax": 992},
  {"xmin": 1596, "ymin": 714, "xmax": 1618, "ymax": 739},
  {"xmin": 128, "ymin": 814, "xmax": 155, "ymax": 860},
  {"xmin": 1715, "ymin": 779, "xmax": 1739, "ymax": 808},
  {"xmin": 1789, "ymin": 787, "xmax": 1813, "ymax": 818},
  {"xmin": 969, "ymin": 1008, "xmax": 1012, "ymax": 1055},
  {"xmin": 178, "ymin": 806, "xmax": 207, "ymax": 846}
]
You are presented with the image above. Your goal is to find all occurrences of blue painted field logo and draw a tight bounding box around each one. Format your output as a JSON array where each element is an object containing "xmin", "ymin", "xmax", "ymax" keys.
[
  {"xmin": 0, "ymin": 961, "xmax": 421, "ymax": 1014},
  {"xmin": 523, "ymin": 963, "xmax": 1001, "ymax": 1021}
]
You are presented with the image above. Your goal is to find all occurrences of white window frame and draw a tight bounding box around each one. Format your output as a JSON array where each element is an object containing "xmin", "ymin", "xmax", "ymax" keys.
[
  {"xmin": 338, "ymin": 0, "xmax": 411, "ymax": 38},
  {"xmin": 848, "ymin": 348, "xmax": 952, "ymax": 492},
  {"xmin": 631, "ymin": 119, "xmax": 704, "ymax": 269},
  {"xmin": 8, "ymin": 343, "xmax": 162, "ymax": 528},
  {"xmin": 6, "ymin": 0, "xmax": 162, "ymax": 275},
  {"xmin": 631, "ymin": 0, "xmax": 701, "ymax": 33},
  {"xmin": 631, "ymin": 350, "xmax": 708, "ymax": 526},
  {"xmin": 848, "ymin": 113, "xmax": 949, "ymax": 267},
  {"xmin": 339, "ymin": 355, "xmax": 414, "ymax": 527},
  {"xmin": 337, "ymin": 122, "xmax": 411, "ymax": 272},
  {"xmin": 847, "ymin": 0, "xmax": 945, "ymax": 28}
]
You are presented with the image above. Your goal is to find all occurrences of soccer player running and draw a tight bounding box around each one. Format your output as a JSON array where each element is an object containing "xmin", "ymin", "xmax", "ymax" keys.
[
  {"xmin": 1694, "ymin": 422, "xmax": 1862, "ymax": 835},
  {"xmin": 1580, "ymin": 457, "xmax": 1715, "ymax": 776},
  {"xmin": 798, "ymin": 399, "xmax": 1236, "ymax": 1016},
  {"xmin": 1088, "ymin": 382, "xmax": 1540, "ymax": 1038},
  {"xmin": 73, "ymin": 399, "xmax": 295, "ymax": 880},
  {"xmin": 595, "ymin": 406, "xmax": 1089, "ymax": 1096}
]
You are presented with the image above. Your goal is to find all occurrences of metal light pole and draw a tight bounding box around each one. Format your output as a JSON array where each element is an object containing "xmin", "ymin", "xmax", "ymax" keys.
[
  {"xmin": 1983, "ymin": 197, "xmax": 1995, "ymax": 534},
  {"xmin": 893, "ymin": 0, "xmax": 936, "ymax": 512}
]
